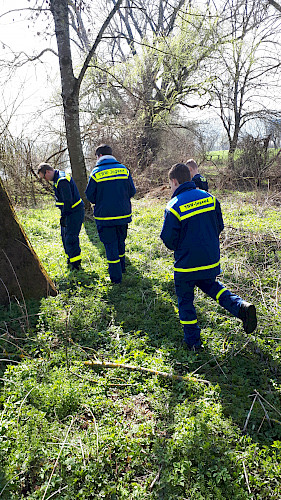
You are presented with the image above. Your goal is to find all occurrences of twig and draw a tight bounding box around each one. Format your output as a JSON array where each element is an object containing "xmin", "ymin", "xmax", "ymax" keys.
[
  {"xmin": 0, "ymin": 471, "xmax": 24, "ymax": 497},
  {"xmin": 233, "ymin": 337, "xmax": 252, "ymax": 357},
  {"xmin": 17, "ymin": 387, "xmax": 36, "ymax": 429},
  {"xmin": 69, "ymin": 338, "xmax": 99, "ymax": 360},
  {"xmin": 0, "ymin": 337, "xmax": 31, "ymax": 358},
  {"xmin": 108, "ymin": 383, "xmax": 135, "ymax": 387},
  {"xmin": 84, "ymin": 405, "xmax": 99, "ymax": 457},
  {"xmin": 257, "ymin": 397, "xmax": 272, "ymax": 427},
  {"xmin": 275, "ymin": 274, "xmax": 280, "ymax": 306},
  {"xmin": 190, "ymin": 358, "xmax": 213, "ymax": 376},
  {"xmin": 70, "ymin": 369, "xmax": 134, "ymax": 387},
  {"xmin": 0, "ymin": 358, "xmax": 19, "ymax": 363},
  {"xmin": 0, "ymin": 396, "xmax": 11, "ymax": 426},
  {"xmin": 69, "ymin": 369, "xmax": 98, "ymax": 384},
  {"xmin": 0, "ymin": 312, "xmax": 41, "ymax": 325},
  {"xmin": 79, "ymin": 437, "xmax": 86, "ymax": 467},
  {"xmin": 64, "ymin": 309, "xmax": 72, "ymax": 371},
  {"xmin": 42, "ymin": 417, "xmax": 75, "ymax": 500},
  {"xmin": 45, "ymin": 485, "xmax": 68, "ymax": 500},
  {"xmin": 0, "ymin": 278, "xmax": 11, "ymax": 310},
  {"xmin": 270, "ymin": 418, "xmax": 281, "ymax": 426},
  {"xmin": 243, "ymin": 394, "xmax": 258, "ymax": 433},
  {"xmin": 257, "ymin": 415, "xmax": 266, "ymax": 434},
  {"xmin": 150, "ymin": 465, "xmax": 162, "ymax": 490},
  {"xmin": 213, "ymin": 355, "xmax": 228, "ymax": 378},
  {"xmin": 254, "ymin": 390, "xmax": 281, "ymax": 418},
  {"xmin": 242, "ymin": 460, "xmax": 251, "ymax": 494},
  {"xmin": 85, "ymin": 360, "xmax": 211, "ymax": 385}
]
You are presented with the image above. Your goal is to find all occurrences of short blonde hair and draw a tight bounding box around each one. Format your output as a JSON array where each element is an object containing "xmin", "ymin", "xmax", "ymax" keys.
[{"xmin": 186, "ymin": 159, "xmax": 198, "ymax": 172}]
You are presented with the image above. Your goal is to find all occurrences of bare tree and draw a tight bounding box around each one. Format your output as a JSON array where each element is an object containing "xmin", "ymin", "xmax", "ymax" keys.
[
  {"xmin": 81, "ymin": 1, "xmax": 220, "ymax": 167},
  {"xmin": 208, "ymin": 0, "xmax": 281, "ymax": 167},
  {"xmin": 0, "ymin": 0, "xmax": 123, "ymax": 198},
  {"xmin": 268, "ymin": 0, "xmax": 281, "ymax": 13},
  {"xmin": 49, "ymin": 0, "xmax": 123, "ymax": 198}
]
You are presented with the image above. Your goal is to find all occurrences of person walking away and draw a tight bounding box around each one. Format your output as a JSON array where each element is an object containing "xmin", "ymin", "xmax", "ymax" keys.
[
  {"xmin": 38, "ymin": 163, "xmax": 84, "ymax": 270},
  {"xmin": 186, "ymin": 158, "xmax": 209, "ymax": 191},
  {"xmin": 85, "ymin": 144, "xmax": 136, "ymax": 284},
  {"xmin": 160, "ymin": 163, "xmax": 257, "ymax": 351}
]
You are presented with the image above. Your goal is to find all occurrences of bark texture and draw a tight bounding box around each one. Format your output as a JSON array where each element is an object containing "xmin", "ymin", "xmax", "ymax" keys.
[
  {"xmin": 50, "ymin": 0, "xmax": 88, "ymax": 200},
  {"xmin": 0, "ymin": 178, "xmax": 57, "ymax": 306}
]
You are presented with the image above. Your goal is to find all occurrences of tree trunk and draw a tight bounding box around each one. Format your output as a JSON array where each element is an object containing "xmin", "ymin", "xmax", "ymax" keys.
[
  {"xmin": 0, "ymin": 178, "xmax": 57, "ymax": 306},
  {"xmin": 137, "ymin": 110, "xmax": 161, "ymax": 169},
  {"xmin": 50, "ymin": 0, "xmax": 88, "ymax": 202}
]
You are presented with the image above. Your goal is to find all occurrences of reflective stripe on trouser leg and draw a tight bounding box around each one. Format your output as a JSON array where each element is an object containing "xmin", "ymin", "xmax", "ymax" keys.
[
  {"xmin": 175, "ymin": 277, "xmax": 201, "ymax": 348},
  {"xmin": 196, "ymin": 278, "xmax": 243, "ymax": 318},
  {"xmin": 104, "ymin": 240, "xmax": 122, "ymax": 283},
  {"xmin": 117, "ymin": 225, "xmax": 127, "ymax": 272},
  {"xmin": 62, "ymin": 209, "xmax": 84, "ymax": 263},
  {"xmin": 97, "ymin": 226, "xmax": 125, "ymax": 282}
]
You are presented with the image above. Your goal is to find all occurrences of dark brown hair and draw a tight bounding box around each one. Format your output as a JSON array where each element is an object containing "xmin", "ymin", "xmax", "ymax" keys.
[
  {"xmin": 168, "ymin": 163, "xmax": 191, "ymax": 184},
  {"xmin": 95, "ymin": 144, "xmax": 112, "ymax": 156},
  {"xmin": 37, "ymin": 163, "xmax": 54, "ymax": 175}
]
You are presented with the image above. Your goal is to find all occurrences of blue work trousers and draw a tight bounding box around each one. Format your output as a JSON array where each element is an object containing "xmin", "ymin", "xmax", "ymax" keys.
[
  {"xmin": 61, "ymin": 208, "xmax": 84, "ymax": 264},
  {"xmin": 174, "ymin": 276, "xmax": 244, "ymax": 348},
  {"xmin": 97, "ymin": 225, "xmax": 128, "ymax": 283}
]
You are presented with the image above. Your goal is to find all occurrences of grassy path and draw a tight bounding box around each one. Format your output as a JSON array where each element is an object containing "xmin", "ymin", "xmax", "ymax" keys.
[{"xmin": 0, "ymin": 192, "xmax": 280, "ymax": 499}]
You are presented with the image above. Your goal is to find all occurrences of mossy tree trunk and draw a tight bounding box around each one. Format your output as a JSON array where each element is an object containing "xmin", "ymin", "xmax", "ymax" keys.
[{"xmin": 0, "ymin": 177, "xmax": 57, "ymax": 306}]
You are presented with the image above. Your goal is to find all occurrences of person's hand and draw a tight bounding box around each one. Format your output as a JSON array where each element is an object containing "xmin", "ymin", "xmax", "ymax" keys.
[{"xmin": 60, "ymin": 216, "xmax": 67, "ymax": 227}]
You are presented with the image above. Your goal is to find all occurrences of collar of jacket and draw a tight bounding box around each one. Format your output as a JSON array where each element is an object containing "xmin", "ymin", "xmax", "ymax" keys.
[
  {"xmin": 96, "ymin": 155, "xmax": 117, "ymax": 165},
  {"xmin": 53, "ymin": 169, "xmax": 60, "ymax": 183},
  {"xmin": 172, "ymin": 181, "xmax": 196, "ymax": 198}
]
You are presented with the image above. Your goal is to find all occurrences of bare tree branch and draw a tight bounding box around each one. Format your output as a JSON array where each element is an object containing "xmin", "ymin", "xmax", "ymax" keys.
[
  {"xmin": 268, "ymin": 0, "xmax": 281, "ymax": 14},
  {"xmin": 74, "ymin": 0, "xmax": 123, "ymax": 94}
]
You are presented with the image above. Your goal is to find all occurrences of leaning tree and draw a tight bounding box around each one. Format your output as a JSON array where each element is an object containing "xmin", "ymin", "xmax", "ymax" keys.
[{"xmin": 0, "ymin": 177, "xmax": 57, "ymax": 306}]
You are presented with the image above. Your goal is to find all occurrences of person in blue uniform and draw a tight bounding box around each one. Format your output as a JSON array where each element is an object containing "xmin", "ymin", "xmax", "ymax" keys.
[
  {"xmin": 37, "ymin": 163, "xmax": 84, "ymax": 270},
  {"xmin": 186, "ymin": 158, "xmax": 209, "ymax": 191},
  {"xmin": 160, "ymin": 163, "xmax": 257, "ymax": 351},
  {"xmin": 85, "ymin": 144, "xmax": 136, "ymax": 284}
]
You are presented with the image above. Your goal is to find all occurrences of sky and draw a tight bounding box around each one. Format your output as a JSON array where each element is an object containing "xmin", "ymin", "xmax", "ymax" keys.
[
  {"xmin": 1, "ymin": 0, "xmax": 279, "ymax": 150},
  {"xmin": 0, "ymin": 0, "xmax": 61, "ymax": 136}
]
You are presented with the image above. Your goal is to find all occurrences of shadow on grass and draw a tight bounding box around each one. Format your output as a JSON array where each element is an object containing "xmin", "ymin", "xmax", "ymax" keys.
[
  {"xmin": 82, "ymin": 220, "xmax": 281, "ymax": 447},
  {"xmin": 0, "ymin": 298, "xmax": 41, "ymax": 370},
  {"xmin": 108, "ymin": 272, "xmax": 281, "ymax": 446}
]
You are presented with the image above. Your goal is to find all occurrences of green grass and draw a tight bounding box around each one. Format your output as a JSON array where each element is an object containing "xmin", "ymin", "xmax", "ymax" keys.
[
  {"xmin": 0, "ymin": 192, "xmax": 281, "ymax": 499},
  {"xmin": 206, "ymin": 147, "xmax": 281, "ymax": 165}
]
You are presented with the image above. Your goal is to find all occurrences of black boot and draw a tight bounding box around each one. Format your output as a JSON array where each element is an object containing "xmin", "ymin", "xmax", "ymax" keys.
[
  {"xmin": 70, "ymin": 260, "xmax": 81, "ymax": 271},
  {"xmin": 238, "ymin": 302, "xmax": 257, "ymax": 334}
]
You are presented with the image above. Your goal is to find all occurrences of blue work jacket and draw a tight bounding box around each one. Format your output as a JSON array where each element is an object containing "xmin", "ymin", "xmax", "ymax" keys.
[
  {"xmin": 53, "ymin": 170, "xmax": 84, "ymax": 216},
  {"xmin": 85, "ymin": 156, "xmax": 136, "ymax": 227},
  {"xmin": 160, "ymin": 181, "xmax": 224, "ymax": 281},
  {"xmin": 192, "ymin": 173, "xmax": 209, "ymax": 191}
]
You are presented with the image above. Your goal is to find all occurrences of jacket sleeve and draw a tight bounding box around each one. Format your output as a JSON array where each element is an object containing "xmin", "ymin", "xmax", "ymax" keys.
[
  {"xmin": 85, "ymin": 176, "xmax": 97, "ymax": 205},
  {"xmin": 160, "ymin": 209, "xmax": 181, "ymax": 251},
  {"xmin": 216, "ymin": 199, "xmax": 224, "ymax": 234},
  {"xmin": 128, "ymin": 173, "xmax": 136, "ymax": 198},
  {"xmin": 59, "ymin": 179, "xmax": 73, "ymax": 215}
]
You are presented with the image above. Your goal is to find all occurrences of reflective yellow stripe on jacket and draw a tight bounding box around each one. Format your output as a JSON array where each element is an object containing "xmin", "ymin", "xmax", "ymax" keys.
[
  {"xmin": 94, "ymin": 213, "xmax": 131, "ymax": 221},
  {"xmin": 55, "ymin": 198, "xmax": 82, "ymax": 209},
  {"xmin": 54, "ymin": 174, "xmax": 71, "ymax": 188},
  {"xmin": 174, "ymin": 260, "xmax": 220, "ymax": 273},
  {"xmin": 92, "ymin": 168, "xmax": 129, "ymax": 183},
  {"xmin": 168, "ymin": 195, "xmax": 216, "ymax": 221}
]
